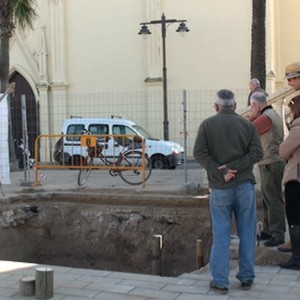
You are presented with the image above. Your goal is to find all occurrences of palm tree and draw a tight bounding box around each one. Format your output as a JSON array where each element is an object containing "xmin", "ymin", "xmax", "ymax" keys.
[
  {"xmin": 0, "ymin": 0, "xmax": 37, "ymax": 170},
  {"xmin": 0, "ymin": 0, "xmax": 37, "ymax": 92},
  {"xmin": 250, "ymin": 0, "xmax": 266, "ymax": 89}
]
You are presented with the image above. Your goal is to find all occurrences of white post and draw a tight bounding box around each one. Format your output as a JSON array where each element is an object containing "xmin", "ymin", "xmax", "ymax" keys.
[
  {"xmin": 0, "ymin": 94, "xmax": 11, "ymax": 186},
  {"xmin": 182, "ymin": 89, "xmax": 188, "ymax": 184}
]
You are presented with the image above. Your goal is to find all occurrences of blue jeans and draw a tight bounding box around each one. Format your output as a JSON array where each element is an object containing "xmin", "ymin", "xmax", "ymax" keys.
[{"xmin": 210, "ymin": 182, "xmax": 257, "ymax": 288}]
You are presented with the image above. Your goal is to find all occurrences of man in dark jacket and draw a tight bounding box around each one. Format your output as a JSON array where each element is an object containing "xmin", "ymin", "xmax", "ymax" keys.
[
  {"xmin": 194, "ymin": 89, "xmax": 263, "ymax": 294},
  {"xmin": 247, "ymin": 78, "xmax": 268, "ymax": 106}
]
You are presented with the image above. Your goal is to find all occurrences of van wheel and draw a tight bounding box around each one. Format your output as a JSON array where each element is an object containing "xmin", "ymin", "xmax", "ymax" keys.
[{"xmin": 151, "ymin": 155, "xmax": 169, "ymax": 169}]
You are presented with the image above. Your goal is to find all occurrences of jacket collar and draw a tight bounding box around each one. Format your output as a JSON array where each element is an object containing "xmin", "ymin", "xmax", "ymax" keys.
[
  {"xmin": 218, "ymin": 108, "xmax": 236, "ymax": 115},
  {"xmin": 260, "ymin": 105, "xmax": 273, "ymax": 115}
]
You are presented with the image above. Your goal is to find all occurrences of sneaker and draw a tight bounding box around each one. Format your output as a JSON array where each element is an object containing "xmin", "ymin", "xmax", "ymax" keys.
[
  {"xmin": 241, "ymin": 280, "xmax": 253, "ymax": 290},
  {"xmin": 277, "ymin": 240, "xmax": 292, "ymax": 253},
  {"xmin": 209, "ymin": 280, "xmax": 228, "ymax": 295},
  {"xmin": 257, "ymin": 231, "xmax": 272, "ymax": 240},
  {"xmin": 264, "ymin": 236, "xmax": 284, "ymax": 247}
]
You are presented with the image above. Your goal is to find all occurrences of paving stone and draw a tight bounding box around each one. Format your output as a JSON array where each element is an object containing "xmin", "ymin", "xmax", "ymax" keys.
[{"xmin": 0, "ymin": 243, "xmax": 300, "ymax": 299}]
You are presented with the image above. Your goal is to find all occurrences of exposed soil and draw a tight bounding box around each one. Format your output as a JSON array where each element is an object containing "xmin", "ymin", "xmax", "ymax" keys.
[{"xmin": 0, "ymin": 187, "xmax": 290, "ymax": 277}]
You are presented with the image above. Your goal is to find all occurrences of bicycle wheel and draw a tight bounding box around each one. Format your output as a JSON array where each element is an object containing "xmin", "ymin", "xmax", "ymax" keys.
[
  {"xmin": 119, "ymin": 151, "xmax": 152, "ymax": 185},
  {"xmin": 77, "ymin": 157, "xmax": 94, "ymax": 186}
]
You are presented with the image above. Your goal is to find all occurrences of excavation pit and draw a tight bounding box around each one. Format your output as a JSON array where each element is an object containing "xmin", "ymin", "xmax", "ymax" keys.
[
  {"xmin": 0, "ymin": 186, "xmax": 288, "ymax": 277},
  {"xmin": 0, "ymin": 189, "xmax": 212, "ymax": 277}
]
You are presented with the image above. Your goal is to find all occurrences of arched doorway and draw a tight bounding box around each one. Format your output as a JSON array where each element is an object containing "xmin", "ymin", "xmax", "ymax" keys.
[{"xmin": 9, "ymin": 72, "xmax": 39, "ymax": 159}]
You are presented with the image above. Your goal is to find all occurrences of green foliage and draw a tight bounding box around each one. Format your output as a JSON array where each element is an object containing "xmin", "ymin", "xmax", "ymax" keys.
[
  {"xmin": 11, "ymin": 0, "xmax": 38, "ymax": 30},
  {"xmin": 0, "ymin": 0, "xmax": 38, "ymax": 91}
]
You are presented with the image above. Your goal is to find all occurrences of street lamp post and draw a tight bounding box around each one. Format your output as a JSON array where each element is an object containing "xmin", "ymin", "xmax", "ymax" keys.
[{"xmin": 138, "ymin": 14, "xmax": 189, "ymax": 141}]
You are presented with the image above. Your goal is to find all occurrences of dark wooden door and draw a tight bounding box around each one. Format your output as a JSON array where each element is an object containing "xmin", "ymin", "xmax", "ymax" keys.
[{"xmin": 9, "ymin": 72, "xmax": 39, "ymax": 157}]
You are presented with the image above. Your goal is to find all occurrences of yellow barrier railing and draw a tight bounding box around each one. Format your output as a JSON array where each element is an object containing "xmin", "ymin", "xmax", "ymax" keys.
[{"xmin": 34, "ymin": 134, "xmax": 149, "ymax": 187}]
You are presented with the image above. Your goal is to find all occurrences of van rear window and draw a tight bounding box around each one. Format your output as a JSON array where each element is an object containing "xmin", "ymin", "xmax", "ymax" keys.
[
  {"xmin": 66, "ymin": 124, "xmax": 109, "ymax": 141},
  {"xmin": 88, "ymin": 124, "xmax": 108, "ymax": 135}
]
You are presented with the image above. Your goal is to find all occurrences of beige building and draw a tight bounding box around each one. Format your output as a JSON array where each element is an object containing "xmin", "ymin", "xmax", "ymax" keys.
[{"xmin": 8, "ymin": 0, "xmax": 300, "ymax": 157}]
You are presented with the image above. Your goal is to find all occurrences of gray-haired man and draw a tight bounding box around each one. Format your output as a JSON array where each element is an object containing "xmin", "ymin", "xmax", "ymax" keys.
[
  {"xmin": 248, "ymin": 91, "xmax": 286, "ymax": 247},
  {"xmin": 194, "ymin": 89, "xmax": 263, "ymax": 294}
]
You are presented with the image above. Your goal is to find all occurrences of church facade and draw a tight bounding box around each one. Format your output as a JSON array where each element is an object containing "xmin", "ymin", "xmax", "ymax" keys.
[{"xmin": 8, "ymin": 0, "xmax": 300, "ymax": 156}]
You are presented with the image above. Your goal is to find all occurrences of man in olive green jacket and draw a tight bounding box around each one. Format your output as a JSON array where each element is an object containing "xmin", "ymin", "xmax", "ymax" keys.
[{"xmin": 194, "ymin": 89, "xmax": 263, "ymax": 294}]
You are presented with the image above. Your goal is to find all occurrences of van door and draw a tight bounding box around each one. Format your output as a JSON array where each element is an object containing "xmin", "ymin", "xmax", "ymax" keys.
[
  {"xmin": 111, "ymin": 124, "xmax": 140, "ymax": 159},
  {"xmin": 64, "ymin": 122, "xmax": 111, "ymax": 165},
  {"xmin": 64, "ymin": 123, "xmax": 86, "ymax": 161},
  {"xmin": 87, "ymin": 123, "xmax": 112, "ymax": 163}
]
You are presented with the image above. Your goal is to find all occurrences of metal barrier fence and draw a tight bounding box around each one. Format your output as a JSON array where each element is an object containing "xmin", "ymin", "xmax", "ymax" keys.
[
  {"xmin": 33, "ymin": 134, "xmax": 149, "ymax": 187},
  {"xmin": 15, "ymin": 86, "xmax": 298, "ymax": 189}
]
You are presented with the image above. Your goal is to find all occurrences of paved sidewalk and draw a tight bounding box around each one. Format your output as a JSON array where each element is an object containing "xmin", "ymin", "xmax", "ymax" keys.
[
  {"xmin": 0, "ymin": 260, "xmax": 300, "ymax": 299},
  {"xmin": 0, "ymin": 168, "xmax": 299, "ymax": 299},
  {"xmin": 0, "ymin": 165, "xmax": 207, "ymax": 197}
]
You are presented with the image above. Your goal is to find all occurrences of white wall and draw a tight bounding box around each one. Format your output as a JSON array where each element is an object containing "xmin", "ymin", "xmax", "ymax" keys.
[
  {"xmin": 11, "ymin": 0, "xmax": 299, "ymax": 156},
  {"xmin": 273, "ymin": 0, "xmax": 300, "ymax": 86},
  {"xmin": 10, "ymin": 0, "xmax": 254, "ymax": 94}
]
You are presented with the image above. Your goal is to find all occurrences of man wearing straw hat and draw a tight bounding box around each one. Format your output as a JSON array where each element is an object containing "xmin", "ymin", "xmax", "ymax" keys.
[{"xmin": 285, "ymin": 61, "xmax": 300, "ymax": 90}]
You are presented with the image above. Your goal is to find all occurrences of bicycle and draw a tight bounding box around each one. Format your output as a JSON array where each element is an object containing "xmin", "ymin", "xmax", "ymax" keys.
[{"xmin": 77, "ymin": 130, "xmax": 152, "ymax": 186}]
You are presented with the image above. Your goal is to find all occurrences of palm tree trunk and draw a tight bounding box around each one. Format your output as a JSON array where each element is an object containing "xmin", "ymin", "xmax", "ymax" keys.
[
  {"xmin": 0, "ymin": 34, "xmax": 9, "ymax": 92},
  {"xmin": 251, "ymin": 0, "xmax": 266, "ymax": 89}
]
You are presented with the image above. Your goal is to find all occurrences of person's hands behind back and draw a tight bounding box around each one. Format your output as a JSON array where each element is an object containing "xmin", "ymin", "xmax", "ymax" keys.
[{"xmin": 218, "ymin": 165, "xmax": 238, "ymax": 182}]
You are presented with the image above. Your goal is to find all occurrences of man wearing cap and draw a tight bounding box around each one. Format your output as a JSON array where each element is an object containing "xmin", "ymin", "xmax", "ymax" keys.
[
  {"xmin": 277, "ymin": 61, "xmax": 300, "ymax": 253},
  {"xmin": 285, "ymin": 62, "xmax": 300, "ymax": 90}
]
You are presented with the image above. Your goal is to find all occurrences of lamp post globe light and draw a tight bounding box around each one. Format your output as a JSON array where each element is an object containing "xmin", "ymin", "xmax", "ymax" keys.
[{"xmin": 138, "ymin": 14, "xmax": 189, "ymax": 141}]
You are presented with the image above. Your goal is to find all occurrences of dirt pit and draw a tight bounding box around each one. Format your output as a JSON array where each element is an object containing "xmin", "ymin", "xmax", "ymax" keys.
[{"xmin": 0, "ymin": 188, "xmax": 290, "ymax": 277}]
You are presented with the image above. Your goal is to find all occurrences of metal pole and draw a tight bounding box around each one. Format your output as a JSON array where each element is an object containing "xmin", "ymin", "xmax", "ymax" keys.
[
  {"xmin": 21, "ymin": 95, "xmax": 32, "ymax": 185},
  {"xmin": 139, "ymin": 15, "xmax": 188, "ymax": 140},
  {"xmin": 182, "ymin": 90, "xmax": 188, "ymax": 184},
  {"xmin": 161, "ymin": 14, "xmax": 169, "ymax": 141},
  {"xmin": 21, "ymin": 95, "xmax": 28, "ymax": 182}
]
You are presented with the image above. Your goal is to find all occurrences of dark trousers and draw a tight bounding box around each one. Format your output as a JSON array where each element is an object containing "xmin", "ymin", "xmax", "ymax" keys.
[
  {"xmin": 279, "ymin": 181, "xmax": 300, "ymax": 269},
  {"xmin": 285, "ymin": 181, "xmax": 300, "ymax": 226},
  {"xmin": 259, "ymin": 161, "xmax": 286, "ymax": 240}
]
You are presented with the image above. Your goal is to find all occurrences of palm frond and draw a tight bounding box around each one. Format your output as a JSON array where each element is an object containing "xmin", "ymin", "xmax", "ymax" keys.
[{"xmin": 11, "ymin": 0, "xmax": 38, "ymax": 30}]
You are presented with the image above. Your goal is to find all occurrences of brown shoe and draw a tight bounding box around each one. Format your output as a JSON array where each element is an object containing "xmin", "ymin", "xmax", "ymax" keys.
[{"xmin": 278, "ymin": 240, "xmax": 292, "ymax": 253}]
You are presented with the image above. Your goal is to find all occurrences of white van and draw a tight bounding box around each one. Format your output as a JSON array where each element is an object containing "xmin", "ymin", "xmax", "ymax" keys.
[{"xmin": 54, "ymin": 117, "xmax": 184, "ymax": 169}]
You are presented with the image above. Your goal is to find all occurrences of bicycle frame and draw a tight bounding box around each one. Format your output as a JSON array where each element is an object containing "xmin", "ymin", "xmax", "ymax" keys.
[{"xmin": 78, "ymin": 130, "xmax": 152, "ymax": 186}]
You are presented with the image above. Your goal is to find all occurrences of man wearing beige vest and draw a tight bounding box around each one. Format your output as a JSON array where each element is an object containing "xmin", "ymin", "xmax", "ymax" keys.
[{"xmin": 248, "ymin": 92, "xmax": 286, "ymax": 247}]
